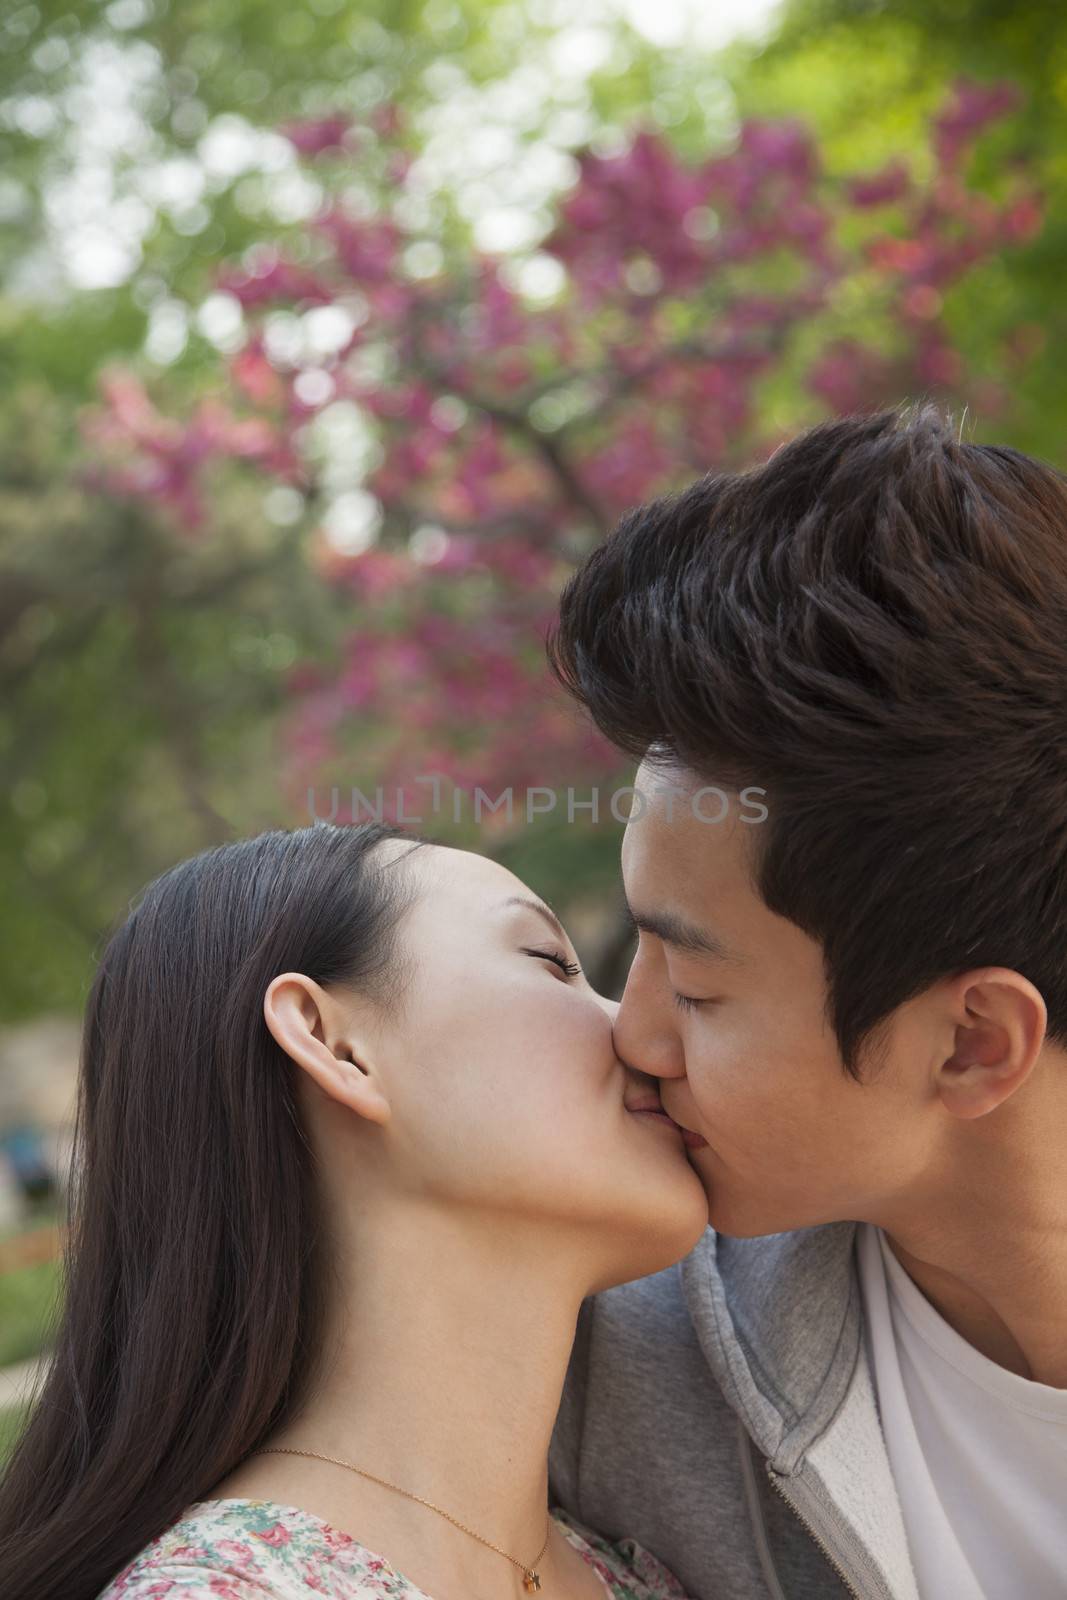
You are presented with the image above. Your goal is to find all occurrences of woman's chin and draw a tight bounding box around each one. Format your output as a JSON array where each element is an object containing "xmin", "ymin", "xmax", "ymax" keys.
[
  {"xmin": 598, "ymin": 1175, "xmax": 710, "ymax": 1288},
  {"xmin": 626, "ymin": 1115, "xmax": 712, "ymax": 1222}
]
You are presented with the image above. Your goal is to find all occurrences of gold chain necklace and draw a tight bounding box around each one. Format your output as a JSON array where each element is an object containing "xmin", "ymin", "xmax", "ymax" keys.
[{"xmin": 257, "ymin": 1446, "xmax": 552, "ymax": 1592}]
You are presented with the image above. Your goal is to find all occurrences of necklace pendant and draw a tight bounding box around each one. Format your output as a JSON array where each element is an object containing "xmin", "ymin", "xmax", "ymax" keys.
[{"xmin": 523, "ymin": 1572, "xmax": 542, "ymax": 1592}]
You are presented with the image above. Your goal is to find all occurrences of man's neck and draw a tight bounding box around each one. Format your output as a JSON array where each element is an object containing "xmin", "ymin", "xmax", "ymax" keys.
[{"xmin": 874, "ymin": 1132, "xmax": 1067, "ymax": 1387}]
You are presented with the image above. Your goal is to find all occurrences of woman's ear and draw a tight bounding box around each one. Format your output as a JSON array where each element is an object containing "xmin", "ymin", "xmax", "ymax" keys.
[{"xmin": 263, "ymin": 972, "xmax": 391, "ymax": 1126}]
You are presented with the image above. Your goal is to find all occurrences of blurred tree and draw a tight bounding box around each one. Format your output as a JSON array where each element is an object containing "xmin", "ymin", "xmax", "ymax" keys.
[
  {"xmin": 0, "ymin": 0, "xmax": 751, "ymax": 395},
  {"xmin": 77, "ymin": 84, "xmax": 1045, "ymax": 992},
  {"xmin": 0, "ymin": 0, "xmax": 768, "ymax": 1013},
  {"xmin": 723, "ymin": 0, "xmax": 1067, "ymax": 461},
  {"xmin": 0, "ymin": 0, "xmax": 1058, "ymax": 1015},
  {"xmin": 0, "ymin": 377, "xmax": 349, "ymax": 1016}
]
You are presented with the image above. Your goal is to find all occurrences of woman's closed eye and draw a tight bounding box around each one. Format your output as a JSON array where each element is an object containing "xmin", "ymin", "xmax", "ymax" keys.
[{"xmin": 521, "ymin": 946, "xmax": 582, "ymax": 978}]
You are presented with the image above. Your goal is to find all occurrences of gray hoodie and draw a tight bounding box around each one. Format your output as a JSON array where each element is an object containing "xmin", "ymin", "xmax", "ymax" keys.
[{"xmin": 547, "ymin": 1221, "xmax": 921, "ymax": 1600}]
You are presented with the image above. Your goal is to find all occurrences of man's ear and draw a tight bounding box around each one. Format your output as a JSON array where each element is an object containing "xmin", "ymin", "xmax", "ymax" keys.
[
  {"xmin": 264, "ymin": 971, "xmax": 391, "ymax": 1126},
  {"xmin": 934, "ymin": 968, "xmax": 1047, "ymax": 1121}
]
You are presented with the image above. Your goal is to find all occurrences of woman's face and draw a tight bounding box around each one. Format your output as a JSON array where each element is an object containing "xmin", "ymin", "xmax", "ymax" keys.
[{"xmin": 348, "ymin": 841, "xmax": 709, "ymax": 1289}]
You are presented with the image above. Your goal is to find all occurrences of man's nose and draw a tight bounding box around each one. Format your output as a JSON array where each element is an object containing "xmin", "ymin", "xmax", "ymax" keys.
[{"xmin": 611, "ymin": 985, "xmax": 685, "ymax": 1082}]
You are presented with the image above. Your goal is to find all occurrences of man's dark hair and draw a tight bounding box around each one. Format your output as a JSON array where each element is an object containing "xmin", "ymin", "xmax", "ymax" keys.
[{"xmin": 548, "ymin": 402, "xmax": 1067, "ymax": 1078}]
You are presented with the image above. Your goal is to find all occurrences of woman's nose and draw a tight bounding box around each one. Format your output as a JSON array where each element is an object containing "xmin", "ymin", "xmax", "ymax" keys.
[{"xmin": 592, "ymin": 990, "xmax": 620, "ymax": 1025}]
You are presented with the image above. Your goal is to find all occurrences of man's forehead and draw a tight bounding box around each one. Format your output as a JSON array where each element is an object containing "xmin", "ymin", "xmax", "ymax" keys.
[
  {"xmin": 618, "ymin": 798, "xmax": 768, "ymax": 983},
  {"xmin": 625, "ymin": 770, "xmax": 750, "ymax": 858},
  {"xmin": 634, "ymin": 753, "xmax": 701, "ymax": 792}
]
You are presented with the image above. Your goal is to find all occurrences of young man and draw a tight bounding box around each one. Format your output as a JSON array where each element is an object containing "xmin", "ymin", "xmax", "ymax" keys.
[{"xmin": 545, "ymin": 404, "xmax": 1067, "ymax": 1600}]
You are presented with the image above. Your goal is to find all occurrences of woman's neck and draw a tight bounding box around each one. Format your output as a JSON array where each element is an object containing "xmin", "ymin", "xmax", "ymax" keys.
[{"xmin": 258, "ymin": 1202, "xmax": 591, "ymax": 1593}]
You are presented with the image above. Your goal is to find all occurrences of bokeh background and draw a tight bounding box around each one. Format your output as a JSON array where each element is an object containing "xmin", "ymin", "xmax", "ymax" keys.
[{"xmin": 1, "ymin": 0, "xmax": 1063, "ymax": 1457}]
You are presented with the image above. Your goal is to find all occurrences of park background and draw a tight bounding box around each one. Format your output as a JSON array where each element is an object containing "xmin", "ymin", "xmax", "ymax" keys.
[{"xmin": 0, "ymin": 0, "xmax": 1063, "ymax": 1462}]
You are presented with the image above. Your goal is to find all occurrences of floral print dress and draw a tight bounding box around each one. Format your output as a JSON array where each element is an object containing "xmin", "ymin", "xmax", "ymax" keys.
[{"xmin": 97, "ymin": 1498, "xmax": 695, "ymax": 1600}]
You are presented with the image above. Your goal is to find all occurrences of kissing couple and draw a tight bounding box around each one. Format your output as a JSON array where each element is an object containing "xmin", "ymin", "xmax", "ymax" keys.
[{"xmin": 2, "ymin": 403, "xmax": 1065, "ymax": 1600}]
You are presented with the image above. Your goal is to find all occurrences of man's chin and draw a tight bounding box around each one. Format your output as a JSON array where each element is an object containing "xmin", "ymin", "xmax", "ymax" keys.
[{"xmin": 691, "ymin": 1153, "xmax": 828, "ymax": 1237}]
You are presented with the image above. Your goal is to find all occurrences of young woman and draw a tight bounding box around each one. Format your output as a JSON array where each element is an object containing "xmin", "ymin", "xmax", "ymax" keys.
[{"xmin": 0, "ymin": 820, "xmax": 710, "ymax": 1600}]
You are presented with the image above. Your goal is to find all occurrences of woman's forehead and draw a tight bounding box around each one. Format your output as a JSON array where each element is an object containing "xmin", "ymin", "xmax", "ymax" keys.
[{"xmin": 400, "ymin": 840, "xmax": 525, "ymax": 907}]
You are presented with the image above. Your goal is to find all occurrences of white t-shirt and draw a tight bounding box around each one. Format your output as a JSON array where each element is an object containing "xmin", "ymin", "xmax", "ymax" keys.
[{"xmin": 856, "ymin": 1222, "xmax": 1067, "ymax": 1600}]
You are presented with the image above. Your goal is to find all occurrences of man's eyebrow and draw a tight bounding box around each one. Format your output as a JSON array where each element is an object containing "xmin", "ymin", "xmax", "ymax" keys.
[
  {"xmin": 622, "ymin": 898, "xmax": 743, "ymax": 964},
  {"xmin": 501, "ymin": 895, "xmax": 569, "ymax": 944}
]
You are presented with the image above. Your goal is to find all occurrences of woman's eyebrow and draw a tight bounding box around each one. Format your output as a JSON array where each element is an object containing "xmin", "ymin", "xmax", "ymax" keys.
[
  {"xmin": 622, "ymin": 897, "xmax": 743, "ymax": 964},
  {"xmin": 500, "ymin": 895, "xmax": 569, "ymax": 943}
]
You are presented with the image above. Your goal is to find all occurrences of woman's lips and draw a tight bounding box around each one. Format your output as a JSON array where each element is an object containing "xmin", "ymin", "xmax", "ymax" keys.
[
  {"xmin": 626, "ymin": 1107, "xmax": 708, "ymax": 1149},
  {"xmin": 628, "ymin": 1108, "xmax": 679, "ymax": 1131}
]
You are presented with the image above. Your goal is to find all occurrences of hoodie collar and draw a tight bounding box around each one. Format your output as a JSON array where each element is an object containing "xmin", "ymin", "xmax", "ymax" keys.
[{"xmin": 679, "ymin": 1221, "xmax": 861, "ymax": 1473}]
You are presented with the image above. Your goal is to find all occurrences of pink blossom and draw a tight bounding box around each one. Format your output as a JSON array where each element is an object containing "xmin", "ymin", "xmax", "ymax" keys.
[
  {"xmin": 229, "ymin": 337, "xmax": 284, "ymax": 407},
  {"xmin": 216, "ymin": 250, "xmax": 334, "ymax": 309},
  {"xmin": 914, "ymin": 336, "xmax": 964, "ymax": 388},
  {"xmin": 370, "ymin": 101, "xmax": 405, "ymax": 139},
  {"xmin": 847, "ymin": 160, "xmax": 912, "ymax": 208},
  {"xmin": 1001, "ymin": 192, "xmax": 1043, "ymax": 242},
  {"xmin": 332, "ymin": 549, "xmax": 416, "ymax": 601},
  {"xmin": 934, "ymin": 76, "xmax": 1023, "ymax": 168},
  {"xmin": 313, "ymin": 208, "xmax": 404, "ymax": 286},
  {"xmin": 806, "ymin": 340, "xmax": 896, "ymax": 415},
  {"xmin": 280, "ymin": 114, "xmax": 354, "ymax": 157},
  {"xmin": 76, "ymin": 81, "xmax": 1044, "ymax": 806}
]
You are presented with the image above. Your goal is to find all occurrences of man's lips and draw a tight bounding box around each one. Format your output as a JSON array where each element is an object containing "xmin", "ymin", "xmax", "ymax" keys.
[
  {"xmin": 626, "ymin": 1100, "xmax": 709, "ymax": 1150},
  {"xmin": 676, "ymin": 1125, "xmax": 709, "ymax": 1150}
]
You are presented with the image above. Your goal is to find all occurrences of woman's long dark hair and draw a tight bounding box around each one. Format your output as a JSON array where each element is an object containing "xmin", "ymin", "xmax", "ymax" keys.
[{"xmin": 0, "ymin": 819, "xmax": 429, "ymax": 1600}]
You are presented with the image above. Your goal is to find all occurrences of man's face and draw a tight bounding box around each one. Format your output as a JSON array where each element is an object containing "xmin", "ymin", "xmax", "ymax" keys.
[{"xmin": 613, "ymin": 760, "xmax": 937, "ymax": 1237}]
